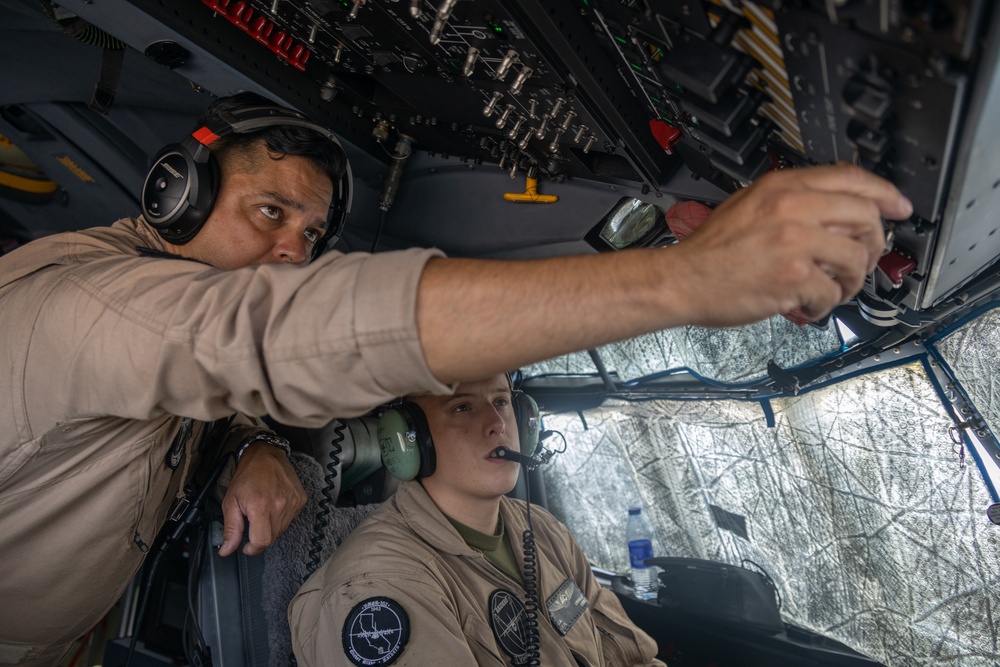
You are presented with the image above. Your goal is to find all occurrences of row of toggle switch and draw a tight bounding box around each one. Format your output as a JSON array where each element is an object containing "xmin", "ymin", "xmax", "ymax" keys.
[
  {"xmin": 482, "ymin": 93, "xmax": 598, "ymax": 153},
  {"xmin": 456, "ymin": 46, "xmax": 534, "ymax": 96},
  {"xmin": 491, "ymin": 50, "xmax": 533, "ymax": 95},
  {"xmin": 482, "ymin": 137, "xmax": 542, "ymax": 180},
  {"xmin": 200, "ymin": 0, "xmax": 311, "ymax": 70}
]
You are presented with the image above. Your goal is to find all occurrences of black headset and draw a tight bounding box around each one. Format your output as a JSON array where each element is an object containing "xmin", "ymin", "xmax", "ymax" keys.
[
  {"xmin": 378, "ymin": 388, "xmax": 541, "ymax": 482},
  {"xmin": 141, "ymin": 104, "xmax": 353, "ymax": 259}
]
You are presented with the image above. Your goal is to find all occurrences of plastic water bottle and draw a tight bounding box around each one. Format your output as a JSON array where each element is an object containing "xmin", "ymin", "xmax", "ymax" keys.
[{"xmin": 626, "ymin": 507, "xmax": 659, "ymax": 600}]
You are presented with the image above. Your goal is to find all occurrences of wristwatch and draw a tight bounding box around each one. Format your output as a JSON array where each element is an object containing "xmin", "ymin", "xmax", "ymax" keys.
[{"xmin": 236, "ymin": 432, "xmax": 292, "ymax": 462}]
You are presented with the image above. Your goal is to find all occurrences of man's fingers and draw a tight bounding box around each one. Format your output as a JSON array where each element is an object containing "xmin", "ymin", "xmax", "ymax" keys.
[
  {"xmin": 218, "ymin": 496, "xmax": 245, "ymax": 557},
  {"xmin": 218, "ymin": 498, "xmax": 283, "ymax": 557},
  {"xmin": 796, "ymin": 261, "xmax": 852, "ymax": 321},
  {"xmin": 728, "ymin": 187, "xmax": 886, "ymax": 276},
  {"xmin": 812, "ymin": 233, "xmax": 873, "ymax": 299},
  {"xmin": 783, "ymin": 163, "xmax": 913, "ymax": 220},
  {"xmin": 242, "ymin": 504, "xmax": 274, "ymax": 556},
  {"xmin": 789, "ymin": 232, "xmax": 874, "ymax": 319},
  {"xmin": 798, "ymin": 264, "xmax": 856, "ymax": 320},
  {"xmin": 791, "ymin": 191, "xmax": 888, "ymax": 272},
  {"xmin": 782, "ymin": 189, "xmax": 882, "ymax": 228}
]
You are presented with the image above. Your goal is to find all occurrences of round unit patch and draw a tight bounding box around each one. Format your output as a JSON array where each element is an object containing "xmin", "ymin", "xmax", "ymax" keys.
[
  {"xmin": 342, "ymin": 596, "xmax": 410, "ymax": 666},
  {"xmin": 488, "ymin": 588, "xmax": 531, "ymax": 664}
]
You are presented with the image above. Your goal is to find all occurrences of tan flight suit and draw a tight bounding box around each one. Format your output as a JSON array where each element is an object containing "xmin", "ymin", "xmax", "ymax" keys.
[
  {"xmin": 290, "ymin": 481, "xmax": 666, "ymax": 666},
  {"xmin": 0, "ymin": 218, "xmax": 449, "ymax": 666}
]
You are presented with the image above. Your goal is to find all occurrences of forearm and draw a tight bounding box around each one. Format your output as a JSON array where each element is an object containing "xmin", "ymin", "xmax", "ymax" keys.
[{"xmin": 417, "ymin": 250, "xmax": 683, "ymax": 384}]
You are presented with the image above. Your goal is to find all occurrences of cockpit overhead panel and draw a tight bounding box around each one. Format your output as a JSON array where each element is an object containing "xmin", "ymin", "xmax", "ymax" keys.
[{"xmin": 17, "ymin": 0, "xmax": 1000, "ymax": 321}]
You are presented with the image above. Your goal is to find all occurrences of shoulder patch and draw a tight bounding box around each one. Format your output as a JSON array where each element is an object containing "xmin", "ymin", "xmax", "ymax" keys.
[
  {"xmin": 341, "ymin": 596, "xmax": 410, "ymax": 666},
  {"xmin": 488, "ymin": 588, "xmax": 532, "ymax": 664}
]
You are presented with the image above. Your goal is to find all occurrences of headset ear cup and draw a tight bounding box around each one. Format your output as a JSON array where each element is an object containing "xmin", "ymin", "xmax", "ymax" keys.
[
  {"xmin": 310, "ymin": 166, "xmax": 350, "ymax": 262},
  {"xmin": 514, "ymin": 392, "xmax": 540, "ymax": 456},
  {"xmin": 378, "ymin": 402, "xmax": 436, "ymax": 480},
  {"xmin": 141, "ymin": 142, "xmax": 219, "ymax": 244}
]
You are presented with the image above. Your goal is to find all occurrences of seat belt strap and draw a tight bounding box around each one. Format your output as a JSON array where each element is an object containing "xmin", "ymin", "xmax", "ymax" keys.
[{"xmin": 89, "ymin": 47, "xmax": 126, "ymax": 114}]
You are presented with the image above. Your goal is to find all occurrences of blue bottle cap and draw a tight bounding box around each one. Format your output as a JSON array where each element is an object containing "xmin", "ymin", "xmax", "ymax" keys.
[{"xmin": 628, "ymin": 507, "xmax": 641, "ymax": 515}]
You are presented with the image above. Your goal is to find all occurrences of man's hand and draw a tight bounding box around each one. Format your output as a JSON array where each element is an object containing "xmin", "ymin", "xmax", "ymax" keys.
[
  {"xmin": 218, "ymin": 443, "xmax": 308, "ymax": 557},
  {"xmin": 670, "ymin": 162, "xmax": 913, "ymax": 326}
]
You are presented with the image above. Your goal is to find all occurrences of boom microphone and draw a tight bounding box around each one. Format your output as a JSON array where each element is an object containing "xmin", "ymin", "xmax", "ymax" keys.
[
  {"xmin": 492, "ymin": 445, "xmax": 557, "ymax": 471},
  {"xmin": 492, "ymin": 446, "xmax": 536, "ymax": 466}
]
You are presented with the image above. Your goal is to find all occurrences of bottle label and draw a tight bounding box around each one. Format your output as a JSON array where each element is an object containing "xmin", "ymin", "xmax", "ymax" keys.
[{"xmin": 628, "ymin": 539, "xmax": 653, "ymax": 568}]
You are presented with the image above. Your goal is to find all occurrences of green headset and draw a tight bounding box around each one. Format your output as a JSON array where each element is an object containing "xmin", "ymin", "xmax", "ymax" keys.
[{"xmin": 378, "ymin": 389, "xmax": 540, "ymax": 482}]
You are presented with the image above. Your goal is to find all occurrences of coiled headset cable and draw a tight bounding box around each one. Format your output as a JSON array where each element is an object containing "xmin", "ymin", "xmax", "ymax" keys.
[
  {"xmin": 495, "ymin": 426, "xmax": 566, "ymax": 666},
  {"xmin": 518, "ymin": 455, "xmax": 546, "ymax": 666},
  {"xmin": 304, "ymin": 419, "xmax": 345, "ymax": 581},
  {"xmin": 520, "ymin": 497, "xmax": 542, "ymax": 665}
]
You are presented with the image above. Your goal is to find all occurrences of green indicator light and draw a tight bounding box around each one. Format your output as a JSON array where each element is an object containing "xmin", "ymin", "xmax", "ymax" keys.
[
  {"xmin": 614, "ymin": 35, "xmax": 627, "ymax": 44},
  {"xmin": 630, "ymin": 63, "xmax": 643, "ymax": 71},
  {"xmin": 650, "ymin": 95, "xmax": 661, "ymax": 103},
  {"xmin": 449, "ymin": 60, "xmax": 457, "ymax": 68}
]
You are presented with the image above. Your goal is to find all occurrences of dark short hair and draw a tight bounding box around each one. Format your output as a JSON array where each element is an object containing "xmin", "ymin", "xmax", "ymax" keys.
[{"xmin": 197, "ymin": 91, "xmax": 347, "ymax": 186}]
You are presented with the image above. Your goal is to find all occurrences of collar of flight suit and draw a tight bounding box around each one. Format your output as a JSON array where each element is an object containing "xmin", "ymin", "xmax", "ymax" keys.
[{"xmin": 394, "ymin": 480, "xmax": 535, "ymax": 560}]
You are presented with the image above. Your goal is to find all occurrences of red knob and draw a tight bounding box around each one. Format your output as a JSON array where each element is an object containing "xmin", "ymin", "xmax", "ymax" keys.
[
  {"xmin": 249, "ymin": 16, "xmax": 267, "ymax": 36},
  {"xmin": 649, "ymin": 119, "xmax": 682, "ymax": 155}
]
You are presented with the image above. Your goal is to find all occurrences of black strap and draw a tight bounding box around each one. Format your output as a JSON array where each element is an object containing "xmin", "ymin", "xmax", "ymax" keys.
[
  {"xmin": 89, "ymin": 47, "xmax": 126, "ymax": 115},
  {"xmin": 239, "ymin": 550, "xmax": 270, "ymax": 666},
  {"xmin": 135, "ymin": 245, "xmax": 207, "ymax": 263}
]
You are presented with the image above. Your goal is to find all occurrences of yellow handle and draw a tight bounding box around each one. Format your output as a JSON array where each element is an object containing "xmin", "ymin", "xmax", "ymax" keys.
[{"xmin": 503, "ymin": 177, "xmax": 558, "ymax": 204}]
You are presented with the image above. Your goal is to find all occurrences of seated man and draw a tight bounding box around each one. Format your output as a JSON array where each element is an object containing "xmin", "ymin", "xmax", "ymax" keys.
[{"xmin": 289, "ymin": 373, "xmax": 665, "ymax": 666}]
